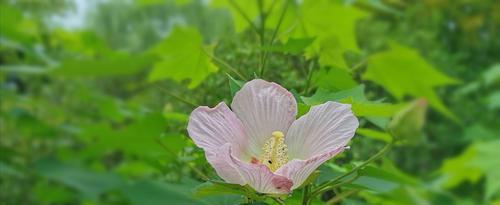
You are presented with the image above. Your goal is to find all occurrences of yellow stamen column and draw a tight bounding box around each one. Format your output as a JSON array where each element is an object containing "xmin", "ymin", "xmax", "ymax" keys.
[{"xmin": 260, "ymin": 131, "xmax": 289, "ymax": 172}]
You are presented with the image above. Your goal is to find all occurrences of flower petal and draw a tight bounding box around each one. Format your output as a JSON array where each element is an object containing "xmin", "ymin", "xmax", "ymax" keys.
[
  {"xmin": 209, "ymin": 143, "xmax": 294, "ymax": 194},
  {"xmin": 205, "ymin": 144, "xmax": 246, "ymax": 184},
  {"xmin": 187, "ymin": 102, "xmax": 248, "ymax": 158},
  {"xmin": 275, "ymin": 147, "xmax": 345, "ymax": 189},
  {"xmin": 230, "ymin": 152, "xmax": 294, "ymax": 194},
  {"xmin": 285, "ymin": 101, "xmax": 358, "ymax": 160},
  {"xmin": 231, "ymin": 79, "xmax": 297, "ymax": 157}
]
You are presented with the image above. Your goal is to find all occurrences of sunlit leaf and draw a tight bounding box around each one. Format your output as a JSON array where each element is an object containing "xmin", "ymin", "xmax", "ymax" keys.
[
  {"xmin": 148, "ymin": 26, "xmax": 218, "ymax": 88},
  {"xmin": 356, "ymin": 128, "xmax": 392, "ymax": 143},
  {"xmin": 289, "ymin": 0, "xmax": 368, "ymax": 68},
  {"xmin": 311, "ymin": 67, "xmax": 357, "ymax": 91},
  {"xmin": 362, "ymin": 42, "xmax": 459, "ymax": 121},
  {"xmin": 483, "ymin": 63, "xmax": 500, "ymax": 87}
]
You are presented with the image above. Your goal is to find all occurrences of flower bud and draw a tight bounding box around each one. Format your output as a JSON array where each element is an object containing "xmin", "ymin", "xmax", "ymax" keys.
[{"xmin": 388, "ymin": 99, "xmax": 428, "ymax": 144}]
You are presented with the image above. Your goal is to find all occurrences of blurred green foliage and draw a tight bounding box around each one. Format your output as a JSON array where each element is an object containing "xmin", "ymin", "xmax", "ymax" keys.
[{"xmin": 0, "ymin": 0, "xmax": 499, "ymax": 204}]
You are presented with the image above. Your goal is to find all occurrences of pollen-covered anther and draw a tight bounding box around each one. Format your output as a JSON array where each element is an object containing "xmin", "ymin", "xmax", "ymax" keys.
[{"xmin": 260, "ymin": 131, "xmax": 289, "ymax": 172}]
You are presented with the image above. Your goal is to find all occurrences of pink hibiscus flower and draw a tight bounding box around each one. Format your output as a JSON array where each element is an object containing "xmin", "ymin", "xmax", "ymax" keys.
[{"xmin": 187, "ymin": 79, "xmax": 359, "ymax": 194}]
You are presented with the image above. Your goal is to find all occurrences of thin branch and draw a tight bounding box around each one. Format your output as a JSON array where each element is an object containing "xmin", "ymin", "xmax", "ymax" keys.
[
  {"xmin": 303, "ymin": 60, "xmax": 315, "ymax": 95},
  {"xmin": 261, "ymin": 0, "xmax": 290, "ymax": 77},
  {"xmin": 351, "ymin": 58, "xmax": 367, "ymax": 72},
  {"xmin": 326, "ymin": 189, "xmax": 360, "ymax": 205},
  {"xmin": 157, "ymin": 86, "xmax": 197, "ymax": 107},
  {"xmin": 271, "ymin": 197, "xmax": 286, "ymax": 205},
  {"xmin": 200, "ymin": 46, "xmax": 248, "ymax": 80},
  {"xmin": 257, "ymin": 0, "xmax": 266, "ymax": 77}
]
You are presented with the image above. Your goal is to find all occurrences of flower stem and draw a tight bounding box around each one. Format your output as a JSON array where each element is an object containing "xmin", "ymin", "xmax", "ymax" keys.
[
  {"xmin": 271, "ymin": 197, "xmax": 286, "ymax": 205},
  {"xmin": 302, "ymin": 184, "xmax": 311, "ymax": 205}
]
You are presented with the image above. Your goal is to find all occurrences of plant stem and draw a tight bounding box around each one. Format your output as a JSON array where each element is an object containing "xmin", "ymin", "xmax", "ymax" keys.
[
  {"xmin": 157, "ymin": 86, "xmax": 197, "ymax": 107},
  {"xmin": 303, "ymin": 60, "xmax": 315, "ymax": 95},
  {"xmin": 257, "ymin": 0, "xmax": 266, "ymax": 77},
  {"xmin": 271, "ymin": 197, "xmax": 286, "ymax": 205},
  {"xmin": 227, "ymin": 0, "xmax": 259, "ymax": 34},
  {"xmin": 312, "ymin": 172, "xmax": 359, "ymax": 197},
  {"xmin": 326, "ymin": 189, "xmax": 360, "ymax": 205},
  {"xmin": 261, "ymin": 0, "xmax": 289, "ymax": 77},
  {"xmin": 302, "ymin": 184, "xmax": 311, "ymax": 205},
  {"xmin": 201, "ymin": 46, "xmax": 248, "ymax": 80}
]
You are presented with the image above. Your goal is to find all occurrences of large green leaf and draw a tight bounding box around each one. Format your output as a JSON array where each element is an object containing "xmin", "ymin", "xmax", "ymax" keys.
[
  {"xmin": 0, "ymin": 3, "xmax": 39, "ymax": 44},
  {"xmin": 34, "ymin": 158, "xmax": 124, "ymax": 199},
  {"xmin": 52, "ymin": 53, "xmax": 154, "ymax": 77},
  {"xmin": 362, "ymin": 42, "xmax": 459, "ymax": 121},
  {"xmin": 302, "ymin": 85, "xmax": 404, "ymax": 118},
  {"xmin": 440, "ymin": 139, "xmax": 500, "ymax": 199},
  {"xmin": 81, "ymin": 113, "xmax": 185, "ymax": 159},
  {"xmin": 310, "ymin": 66, "xmax": 358, "ymax": 91},
  {"xmin": 289, "ymin": 0, "xmax": 367, "ymax": 68},
  {"xmin": 122, "ymin": 180, "xmax": 202, "ymax": 205},
  {"xmin": 147, "ymin": 26, "xmax": 218, "ymax": 88}
]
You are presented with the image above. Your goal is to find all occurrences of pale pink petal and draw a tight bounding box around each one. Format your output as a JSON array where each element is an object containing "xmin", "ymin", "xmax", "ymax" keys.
[
  {"xmin": 205, "ymin": 144, "xmax": 245, "ymax": 184},
  {"xmin": 275, "ymin": 147, "xmax": 345, "ymax": 189},
  {"xmin": 209, "ymin": 143, "xmax": 294, "ymax": 194},
  {"xmin": 285, "ymin": 102, "xmax": 358, "ymax": 160},
  {"xmin": 231, "ymin": 79, "xmax": 297, "ymax": 157},
  {"xmin": 187, "ymin": 102, "xmax": 248, "ymax": 158},
  {"xmin": 230, "ymin": 153, "xmax": 294, "ymax": 194}
]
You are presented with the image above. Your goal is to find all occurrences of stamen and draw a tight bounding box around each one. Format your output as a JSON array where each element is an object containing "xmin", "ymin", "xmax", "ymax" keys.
[{"xmin": 260, "ymin": 131, "xmax": 288, "ymax": 172}]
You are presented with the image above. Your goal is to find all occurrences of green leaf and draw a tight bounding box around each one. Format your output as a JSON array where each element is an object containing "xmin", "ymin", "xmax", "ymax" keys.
[
  {"xmin": 469, "ymin": 140, "xmax": 500, "ymax": 199},
  {"xmin": 0, "ymin": 3, "xmax": 39, "ymax": 44},
  {"xmin": 302, "ymin": 85, "xmax": 366, "ymax": 105},
  {"xmin": 227, "ymin": 74, "xmax": 244, "ymax": 98},
  {"xmin": 483, "ymin": 63, "xmax": 500, "ymax": 87},
  {"xmin": 34, "ymin": 158, "xmax": 123, "ymax": 200},
  {"xmin": 356, "ymin": 128, "xmax": 392, "ymax": 143},
  {"xmin": 81, "ymin": 113, "xmax": 185, "ymax": 159},
  {"xmin": 439, "ymin": 145, "xmax": 482, "ymax": 189},
  {"xmin": 148, "ymin": 26, "xmax": 218, "ymax": 88},
  {"xmin": 265, "ymin": 37, "xmax": 316, "ymax": 54},
  {"xmin": 52, "ymin": 53, "xmax": 154, "ymax": 77},
  {"xmin": 488, "ymin": 91, "xmax": 500, "ymax": 110},
  {"xmin": 311, "ymin": 67, "xmax": 358, "ymax": 91},
  {"xmin": 34, "ymin": 181, "xmax": 75, "ymax": 204},
  {"xmin": 302, "ymin": 85, "xmax": 404, "ymax": 117},
  {"xmin": 194, "ymin": 181, "xmax": 247, "ymax": 197},
  {"xmin": 121, "ymin": 180, "xmax": 202, "ymax": 205},
  {"xmin": 349, "ymin": 101, "xmax": 406, "ymax": 117},
  {"xmin": 289, "ymin": 0, "xmax": 368, "ymax": 68},
  {"xmin": 362, "ymin": 42, "xmax": 459, "ymax": 121}
]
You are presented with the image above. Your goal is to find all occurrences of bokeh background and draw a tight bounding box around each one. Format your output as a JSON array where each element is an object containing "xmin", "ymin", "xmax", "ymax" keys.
[{"xmin": 1, "ymin": 0, "xmax": 499, "ymax": 204}]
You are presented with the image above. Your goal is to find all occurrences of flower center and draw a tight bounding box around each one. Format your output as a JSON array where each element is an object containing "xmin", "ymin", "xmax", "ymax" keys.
[{"xmin": 260, "ymin": 131, "xmax": 288, "ymax": 172}]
